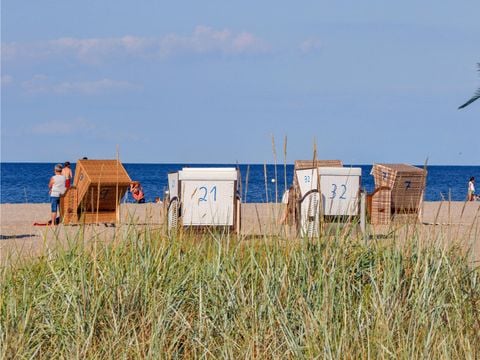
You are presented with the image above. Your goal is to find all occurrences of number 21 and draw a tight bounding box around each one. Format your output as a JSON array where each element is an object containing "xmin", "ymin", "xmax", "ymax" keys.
[{"xmin": 199, "ymin": 186, "xmax": 217, "ymax": 202}]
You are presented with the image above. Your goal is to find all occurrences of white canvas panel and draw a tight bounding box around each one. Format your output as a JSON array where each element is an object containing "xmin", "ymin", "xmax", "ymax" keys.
[
  {"xmin": 179, "ymin": 168, "xmax": 238, "ymax": 181},
  {"xmin": 318, "ymin": 168, "xmax": 361, "ymax": 216},
  {"xmin": 296, "ymin": 168, "xmax": 318, "ymax": 197},
  {"xmin": 168, "ymin": 172, "xmax": 179, "ymax": 199},
  {"xmin": 181, "ymin": 180, "xmax": 235, "ymax": 226}
]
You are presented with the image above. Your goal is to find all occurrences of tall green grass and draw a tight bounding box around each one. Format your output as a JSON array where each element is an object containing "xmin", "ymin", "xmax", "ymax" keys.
[{"xmin": 1, "ymin": 226, "xmax": 479, "ymax": 358}]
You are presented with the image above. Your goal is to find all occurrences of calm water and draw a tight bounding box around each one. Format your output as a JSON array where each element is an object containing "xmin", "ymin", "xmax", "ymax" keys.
[{"xmin": 0, "ymin": 163, "xmax": 478, "ymax": 203}]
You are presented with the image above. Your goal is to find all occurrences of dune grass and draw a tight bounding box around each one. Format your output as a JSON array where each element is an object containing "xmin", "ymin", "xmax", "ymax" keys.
[{"xmin": 1, "ymin": 224, "xmax": 479, "ymax": 358}]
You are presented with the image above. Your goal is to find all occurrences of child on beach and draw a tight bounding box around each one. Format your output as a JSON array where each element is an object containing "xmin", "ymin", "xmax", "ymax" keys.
[{"xmin": 49, "ymin": 164, "xmax": 66, "ymax": 225}]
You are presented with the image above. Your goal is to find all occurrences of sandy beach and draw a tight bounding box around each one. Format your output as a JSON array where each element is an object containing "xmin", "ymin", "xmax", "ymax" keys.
[{"xmin": 1, "ymin": 201, "xmax": 479, "ymax": 264}]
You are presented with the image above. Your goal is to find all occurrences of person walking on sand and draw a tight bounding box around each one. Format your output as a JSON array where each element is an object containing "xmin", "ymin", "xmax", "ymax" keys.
[
  {"xmin": 49, "ymin": 164, "xmax": 66, "ymax": 225},
  {"xmin": 468, "ymin": 177, "xmax": 475, "ymax": 201},
  {"xmin": 62, "ymin": 161, "xmax": 73, "ymax": 189}
]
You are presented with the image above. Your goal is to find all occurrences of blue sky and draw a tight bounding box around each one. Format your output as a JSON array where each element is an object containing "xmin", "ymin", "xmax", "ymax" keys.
[{"xmin": 2, "ymin": 0, "xmax": 479, "ymax": 164}]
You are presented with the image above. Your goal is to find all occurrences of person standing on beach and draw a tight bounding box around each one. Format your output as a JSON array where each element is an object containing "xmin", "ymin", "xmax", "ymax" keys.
[
  {"xmin": 468, "ymin": 177, "xmax": 475, "ymax": 201},
  {"xmin": 49, "ymin": 164, "xmax": 66, "ymax": 225},
  {"xmin": 62, "ymin": 161, "xmax": 73, "ymax": 189}
]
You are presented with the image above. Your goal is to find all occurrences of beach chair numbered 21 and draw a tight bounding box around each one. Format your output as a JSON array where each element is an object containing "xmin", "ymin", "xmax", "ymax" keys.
[{"xmin": 167, "ymin": 168, "xmax": 241, "ymax": 233}]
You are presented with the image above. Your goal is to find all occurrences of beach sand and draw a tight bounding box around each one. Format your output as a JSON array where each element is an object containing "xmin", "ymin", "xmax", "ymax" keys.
[{"xmin": 1, "ymin": 202, "xmax": 479, "ymax": 264}]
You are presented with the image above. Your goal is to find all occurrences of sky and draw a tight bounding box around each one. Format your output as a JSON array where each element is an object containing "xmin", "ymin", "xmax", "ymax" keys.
[{"xmin": 1, "ymin": 0, "xmax": 479, "ymax": 165}]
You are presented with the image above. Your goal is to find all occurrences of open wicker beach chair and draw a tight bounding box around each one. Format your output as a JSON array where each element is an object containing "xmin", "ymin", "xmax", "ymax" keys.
[
  {"xmin": 368, "ymin": 163, "xmax": 427, "ymax": 225},
  {"xmin": 60, "ymin": 159, "xmax": 132, "ymax": 224}
]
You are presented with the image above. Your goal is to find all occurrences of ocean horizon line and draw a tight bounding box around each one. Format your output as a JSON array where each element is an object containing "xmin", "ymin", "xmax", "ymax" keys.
[{"xmin": 1, "ymin": 161, "xmax": 479, "ymax": 167}]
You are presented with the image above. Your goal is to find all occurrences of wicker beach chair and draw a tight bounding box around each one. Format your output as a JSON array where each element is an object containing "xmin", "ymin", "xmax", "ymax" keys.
[
  {"xmin": 368, "ymin": 163, "xmax": 427, "ymax": 225},
  {"xmin": 60, "ymin": 159, "xmax": 132, "ymax": 224}
]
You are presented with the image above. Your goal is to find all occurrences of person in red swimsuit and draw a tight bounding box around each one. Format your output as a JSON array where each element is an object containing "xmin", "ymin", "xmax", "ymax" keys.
[
  {"xmin": 130, "ymin": 181, "xmax": 145, "ymax": 203},
  {"xmin": 62, "ymin": 161, "xmax": 73, "ymax": 188}
]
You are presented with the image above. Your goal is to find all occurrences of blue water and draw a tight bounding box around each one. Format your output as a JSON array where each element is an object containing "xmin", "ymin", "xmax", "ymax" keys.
[{"xmin": 0, "ymin": 163, "xmax": 478, "ymax": 203}]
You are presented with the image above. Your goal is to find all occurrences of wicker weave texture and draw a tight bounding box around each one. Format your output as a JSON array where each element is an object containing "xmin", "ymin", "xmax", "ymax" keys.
[
  {"xmin": 370, "ymin": 188, "xmax": 391, "ymax": 225},
  {"xmin": 372, "ymin": 163, "xmax": 426, "ymax": 212},
  {"xmin": 70, "ymin": 159, "xmax": 131, "ymax": 224},
  {"xmin": 80, "ymin": 185, "xmax": 128, "ymax": 212},
  {"xmin": 294, "ymin": 159, "xmax": 343, "ymax": 171},
  {"xmin": 80, "ymin": 212, "xmax": 117, "ymax": 224},
  {"xmin": 74, "ymin": 160, "xmax": 131, "ymax": 204},
  {"xmin": 60, "ymin": 187, "xmax": 78, "ymax": 224}
]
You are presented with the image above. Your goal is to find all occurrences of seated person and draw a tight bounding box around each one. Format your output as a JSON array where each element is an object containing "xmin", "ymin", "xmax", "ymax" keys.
[{"xmin": 130, "ymin": 181, "xmax": 145, "ymax": 203}]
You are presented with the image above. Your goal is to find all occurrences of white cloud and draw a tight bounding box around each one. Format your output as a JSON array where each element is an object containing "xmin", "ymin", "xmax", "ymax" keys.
[
  {"xmin": 31, "ymin": 117, "xmax": 96, "ymax": 135},
  {"xmin": 3, "ymin": 26, "xmax": 269, "ymax": 64},
  {"xmin": 22, "ymin": 75, "xmax": 137, "ymax": 95},
  {"xmin": 53, "ymin": 78, "xmax": 137, "ymax": 95},
  {"xmin": 299, "ymin": 38, "xmax": 322, "ymax": 54},
  {"xmin": 1, "ymin": 74, "xmax": 13, "ymax": 86}
]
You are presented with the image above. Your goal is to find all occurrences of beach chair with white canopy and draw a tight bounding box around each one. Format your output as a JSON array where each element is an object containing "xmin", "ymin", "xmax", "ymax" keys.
[{"xmin": 167, "ymin": 167, "xmax": 241, "ymax": 233}]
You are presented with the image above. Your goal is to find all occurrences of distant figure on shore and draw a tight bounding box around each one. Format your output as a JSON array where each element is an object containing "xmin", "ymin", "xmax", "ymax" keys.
[
  {"xmin": 130, "ymin": 181, "xmax": 145, "ymax": 203},
  {"xmin": 62, "ymin": 161, "xmax": 73, "ymax": 188},
  {"xmin": 154, "ymin": 197, "xmax": 162, "ymax": 204},
  {"xmin": 49, "ymin": 164, "xmax": 66, "ymax": 225},
  {"xmin": 468, "ymin": 177, "xmax": 475, "ymax": 201}
]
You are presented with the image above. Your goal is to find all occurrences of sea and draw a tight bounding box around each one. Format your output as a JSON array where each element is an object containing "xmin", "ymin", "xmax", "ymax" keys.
[{"xmin": 1, "ymin": 163, "xmax": 478, "ymax": 204}]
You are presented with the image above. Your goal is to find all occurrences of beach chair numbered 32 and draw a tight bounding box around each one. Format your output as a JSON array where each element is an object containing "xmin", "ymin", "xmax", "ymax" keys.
[
  {"xmin": 295, "ymin": 167, "xmax": 362, "ymax": 237},
  {"xmin": 167, "ymin": 168, "xmax": 241, "ymax": 233}
]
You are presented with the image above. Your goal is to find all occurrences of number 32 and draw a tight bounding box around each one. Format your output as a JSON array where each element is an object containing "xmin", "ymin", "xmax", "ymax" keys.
[{"xmin": 330, "ymin": 184, "xmax": 347, "ymax": 199}]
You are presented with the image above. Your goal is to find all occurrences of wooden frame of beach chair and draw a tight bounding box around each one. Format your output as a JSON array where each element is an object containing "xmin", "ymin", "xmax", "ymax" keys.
[
  {"xmin": 60, "ymin": 159, "xmax": 132, "ymax": 224},
  {"xmin": 368, "ymin": 163, "xmax": 427, "ymax": 225}
]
